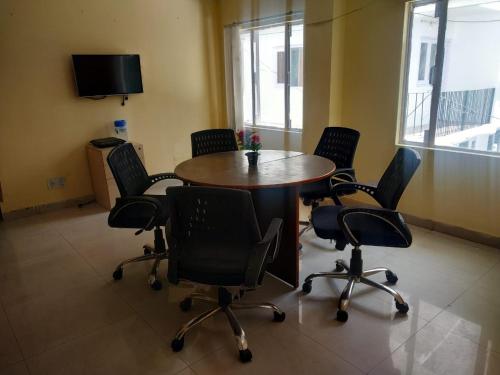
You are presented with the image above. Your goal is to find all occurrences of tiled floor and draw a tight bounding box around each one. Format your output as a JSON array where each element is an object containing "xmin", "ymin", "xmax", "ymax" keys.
[{"xmin": 0, "ymin": 203, "xmax": 499, "ymax": 375}]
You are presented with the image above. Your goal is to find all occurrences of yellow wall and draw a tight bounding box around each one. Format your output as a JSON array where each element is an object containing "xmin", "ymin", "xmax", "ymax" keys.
[
  {"xmin": 337, "ymin": 0, "xmax": 500, "ymax": 237},
  {"xmin": 0, "ymin": 0, "xmax": 222, "ymax": 213}
]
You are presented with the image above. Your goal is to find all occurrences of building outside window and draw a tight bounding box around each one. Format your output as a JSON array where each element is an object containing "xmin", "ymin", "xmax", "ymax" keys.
[
  {"xmin": 225, "ymin": 15, "xmax": 304, "ymax": 131},
  {"xmin": 400, "ymin": 0, "xmax": 500, "ymax": 154}
]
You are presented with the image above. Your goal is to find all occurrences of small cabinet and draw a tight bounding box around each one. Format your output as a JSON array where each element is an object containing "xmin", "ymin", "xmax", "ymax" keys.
[{"xmin": 86, "ymin": 143, "xmax": 144, "ymax": 209}]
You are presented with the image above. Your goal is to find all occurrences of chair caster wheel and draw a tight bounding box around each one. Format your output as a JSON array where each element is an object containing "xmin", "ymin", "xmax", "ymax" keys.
[
  {"xmin": 239, "ymin": 349, "xmax": 253, "ymax": 363},
  {"xmin": 179, "ymin": 298, "xmax": 192, "ymax": 312},
  {"xmin": 334, "ymin": 262, "xmax": 345, "ymax": 272},
  {"xmin": 386, "ymin": 271, "xmax": 398, "ymax": 284},
  {"xmin": 143, "ymin": 246, "xmax": 152, "ymax": 255},
  {"xmin": 112, "ymin": 268, "xmax": 123, "ymax": 280},
  {"xmin": 335, "ymin": 241, "xmax": 347, "ymax": 251},
  {"xmin": 171, "ymin": 337, "xmax": 184, "ymax": 352},
  {"xmin": 150, "ymin": 279, "xmax": 162, "ymax": 291},
  {"xmin": 336, "ymin": 310, "xmax": 348, "ymax": 322},
  {"xmin": 273, "ymin": 311, "xmax": 286, "ymax": 322},
  {"xmin": 395, "ymin": 301, "xmax": 409, "ymax": 314},
  {"xmin": 302, "ymin": 281, "xmax": 312, "ymax": 294}
]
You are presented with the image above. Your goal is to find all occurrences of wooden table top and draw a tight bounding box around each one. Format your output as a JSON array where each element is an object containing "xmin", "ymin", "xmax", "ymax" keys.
[{"xmin": 174, "ymin": 150, "xmax": 336, "ymax": 189}]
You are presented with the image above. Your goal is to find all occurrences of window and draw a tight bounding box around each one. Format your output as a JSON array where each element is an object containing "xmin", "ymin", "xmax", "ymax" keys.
[
  {"xmin": 417, "ymin": 41, "xmax": 437, "ymax": 83},
  {"xmin": 399, "ymin": 0, "xmax": 500, "ymax": 155},
  {"xmin": 238, "ymin": 20, "xmax": 304, "ymax": 130},
  {"xmin": 277, "ymin": 47, "xmax": 303, "ymax": 86},
  {"xmin": 418, "ymin": 42, "xmax": 428, "ymax": 81}
]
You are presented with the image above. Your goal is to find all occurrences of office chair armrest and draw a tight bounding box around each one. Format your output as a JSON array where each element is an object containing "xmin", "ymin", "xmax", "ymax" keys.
[
  {"xmin": 149, "ymin": 173, "xmax": 179, "ymax": 184},
  {"xmin": 259, "ymin": 218, "xmax": 283, "ymax": 262},
  {"xmin": 333, "ymin": 182, "xmax": 377, "ymax": 195},
  {"xmin": 244, "ymin": 218, "xmax": 283, "ymax": 289},
  {"xmin": 337, "ymin": 207, "xmax": 409, "ymax": 247},
  {"xmin": 331, "ymin": 181, "xmax": 377, "ymax": 205},
  {"xmin": 108, "ymin": 196, "xmax": 162, "ymax": 233},
  {"xmin": 331, "ymin": 168, "xmax": 356, "ymax": 182}
]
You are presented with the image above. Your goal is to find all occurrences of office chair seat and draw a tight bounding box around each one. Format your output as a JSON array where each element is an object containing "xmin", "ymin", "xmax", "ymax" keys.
[
  {"xmin": 312, "ymin": 205, "xmax": 410, "ymax": 248},
  {"xmin": 299, "ymin": 178, "xmax": 331, "ymax": 203},
  {"xmin": 311, "ymin": 205, "xmax": 344, "ymax": 239},
  {"xmin": 109, "ymin": 195, "xmax": 168, "ymax": 229}
]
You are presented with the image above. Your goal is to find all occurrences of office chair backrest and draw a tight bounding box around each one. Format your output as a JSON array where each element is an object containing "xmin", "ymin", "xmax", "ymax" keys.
[
  {"xmin": 314, "ymin": 127, "xmax": 360, "ymax": 169},
  {"xmin": 191, "ymin": 129, "xmax": 238, "ymax": 158},
  {"xmin": 166, "ymin": 186, "xmax": 261, "ymax": 247},
  {"xmin": 375, "ymin": 148, "xmax": 421, "ymax": 210},
  {"xmin": 107, "ymin": 143, "xmax": 150, "ymax": 197},
  {"xmin": 166, "ymin": 186, "xmax": 263, "ymax": 284}
]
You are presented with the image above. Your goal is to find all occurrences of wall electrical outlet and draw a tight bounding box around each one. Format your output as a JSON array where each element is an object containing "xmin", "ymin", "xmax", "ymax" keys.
[{"xmin": 47, "ymin": 176, "xmax": 66, "ymax": 190}]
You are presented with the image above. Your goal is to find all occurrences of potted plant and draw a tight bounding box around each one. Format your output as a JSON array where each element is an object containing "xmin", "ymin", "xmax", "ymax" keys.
[{"xmin": 236, "ymin": 129, "xmax": 262, "ymax": 166}]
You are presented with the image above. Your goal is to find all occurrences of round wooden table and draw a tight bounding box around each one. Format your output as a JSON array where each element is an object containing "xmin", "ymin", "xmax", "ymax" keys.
[{"xmin": 174, "ymin": 150, "xmax": 336, "ymax": 288}]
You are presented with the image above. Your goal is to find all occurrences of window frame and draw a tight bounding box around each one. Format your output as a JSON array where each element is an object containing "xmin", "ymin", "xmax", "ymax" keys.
[
  {"xmin": 241, "ymin": 18, "xmax": 304, "ymax": 132},
  {"xmin": 397, "ymin": 0, "xmax": 500, "ymax": 157}
]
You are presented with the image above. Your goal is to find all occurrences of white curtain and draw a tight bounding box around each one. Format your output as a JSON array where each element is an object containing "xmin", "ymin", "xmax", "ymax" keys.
[{"xmin": 223, "ymin": 25, "xmax": 243, "ymax": 130}]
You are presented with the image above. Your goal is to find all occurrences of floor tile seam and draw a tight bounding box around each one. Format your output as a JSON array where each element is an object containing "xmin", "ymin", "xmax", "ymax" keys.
[
  {"xmin": 58, "ymin": 232, "xmax": 109, "ymax": 281},
  {"xmin": 22, "ymin": 361, "xmax": 34, "ymax": 375},
  {"xmin": 0, "ymin": 358, "xmax": 26, "ymax": 373},
  {"xmin": 424, "ymin": 310, "xmax": 500, "ymax": 356},
  {"xmin": 473, "ymin": 256, "xmax": 500, "ymax": 287},
  {"xmin": 187, "ymin": 345, "xmax": 227, "ymax": 368},
  {"xmin": 417, "ymin": 303, "xmax": 500, "ymax": 356},
  {"xmin": 287, "ymin": 324, "xmax": 367, "ymax": 373},
  {"xmin": 182, "ymin": 323, "xmax": 272, "ymax": 367},
  {"xmin": 89, "ymin": 272, "xmax": 198, "ymax": 367},
  {"xmin": 437, "ymin": 255, "xmax": 500, "ymax": 312},
  {"xmin": 364, "ymin": 318, "xmax": 434, "ymax": 374},
  {"xmin": 185, "ymin": 364, "xmax": 199, "ymax": 374},
  {"xmin": 18, "ymin": 312, "xmax": 138, "ymax": 364},
  {"xmin": 21, "ymin": 316, "xmax": 152, "ymax": 374},
  {"xmin": 375, "ymin": 254, "xmax": 485, "ymax": 287},
  {"xmin": 58, "ymin": 228, "xmax": 213, "ymax": 368},
  {"xmin": 0, "ymin": 292, "xmax": 28, "ymax": 365}
]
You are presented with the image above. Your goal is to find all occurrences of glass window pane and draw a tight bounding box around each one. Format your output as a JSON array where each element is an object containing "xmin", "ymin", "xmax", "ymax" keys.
[
  {"xmin": 402, "ymin": 2, "xmax": 439, "ymax": 144},
  {"xmin": 290, "ymin": 24, "xmax": 303, "ymax": 130},
  {"xmin": 434, "ymin": 0, "xmax": 500, "ymax": 154},
  {"xmin": 240, "ymin": 31, "xmax": 253, "ymax": 125},
  {"xmin": 277, "ymin": 51, "xmax": 285, "ymax": 84},
  {"xmin": 418, "ymin": 43, "xmax": 428, "ymax": 81},
  {"xmin": 256, "ymin": 25, "xmax": 285, "ymax": 128}
]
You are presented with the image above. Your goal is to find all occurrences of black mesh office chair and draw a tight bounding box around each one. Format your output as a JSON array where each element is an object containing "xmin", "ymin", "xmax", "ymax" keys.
[
  {"xmin": 302, "ymin": 148, "xmax": 421, "ymax": 322},
  {"xmin": 107, "ymin": 143, "xmax": 181, "ymax": 290},
  {"xmin": 299, "ymin": 127, "xmax": 360, "ymax": 241},
  {"xmin": 165, "ymin": 186, "xmax": 284, "ymax": 363},
  {"xmin": 191, "ymin": 129, "xmax": 238, "ymax": 158}
]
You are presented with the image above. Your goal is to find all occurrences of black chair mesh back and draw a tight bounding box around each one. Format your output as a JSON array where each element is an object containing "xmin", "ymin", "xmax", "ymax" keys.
[
  {"xmin": 313, "ymin": 127, "xmax": 360, "ymax": 169},
  {"xmin": 107, "ymin": 143, "xmax": 150, "ymax": 197},
  {"xmin": 166, "ymin": 186, "xmax": 262, "ymax": 283},
  {"xmin": 191, "ymin": 129, "xmax": 238, "ymax": 158},
  {"xmin": 167, "ymin": 186, "xmax": 261, "ymax": 248},
  {"xmin": 375, "ymin": 148, "xmax": 421, "ymax": 210}
]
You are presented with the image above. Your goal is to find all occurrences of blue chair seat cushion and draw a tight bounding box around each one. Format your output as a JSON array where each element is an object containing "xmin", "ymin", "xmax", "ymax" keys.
[
  {"xmin": 311, "ymin": 205, "xmax": 345, "ymax": 240},
  {"xmin": 299, "ymin": 178, "xmax": 331, "ymax": 201},
  {"xmin": 108, "ymin": 195, "xmax": 169, "ymax": 229},
  {"xmin": 312, "ymin": 205, "xmax": 410, "ymax": 247}
]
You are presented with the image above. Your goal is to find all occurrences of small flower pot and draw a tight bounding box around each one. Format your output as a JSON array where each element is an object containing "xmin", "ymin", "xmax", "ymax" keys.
[{"xmin": 245, "ymin": 151, "xmax": 259, "ymax": 166}]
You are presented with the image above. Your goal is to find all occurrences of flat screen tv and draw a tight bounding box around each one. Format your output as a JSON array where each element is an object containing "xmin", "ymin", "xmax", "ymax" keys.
[{"xmin": 72, "ymin": 54, "xmax": 143, "ymax": 97}]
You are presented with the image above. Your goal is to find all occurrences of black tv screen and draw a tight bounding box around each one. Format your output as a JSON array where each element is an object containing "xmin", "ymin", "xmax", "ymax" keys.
[{"xmin": 72, "ymin": 54, "xmax": 143, "ymax": 97}]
